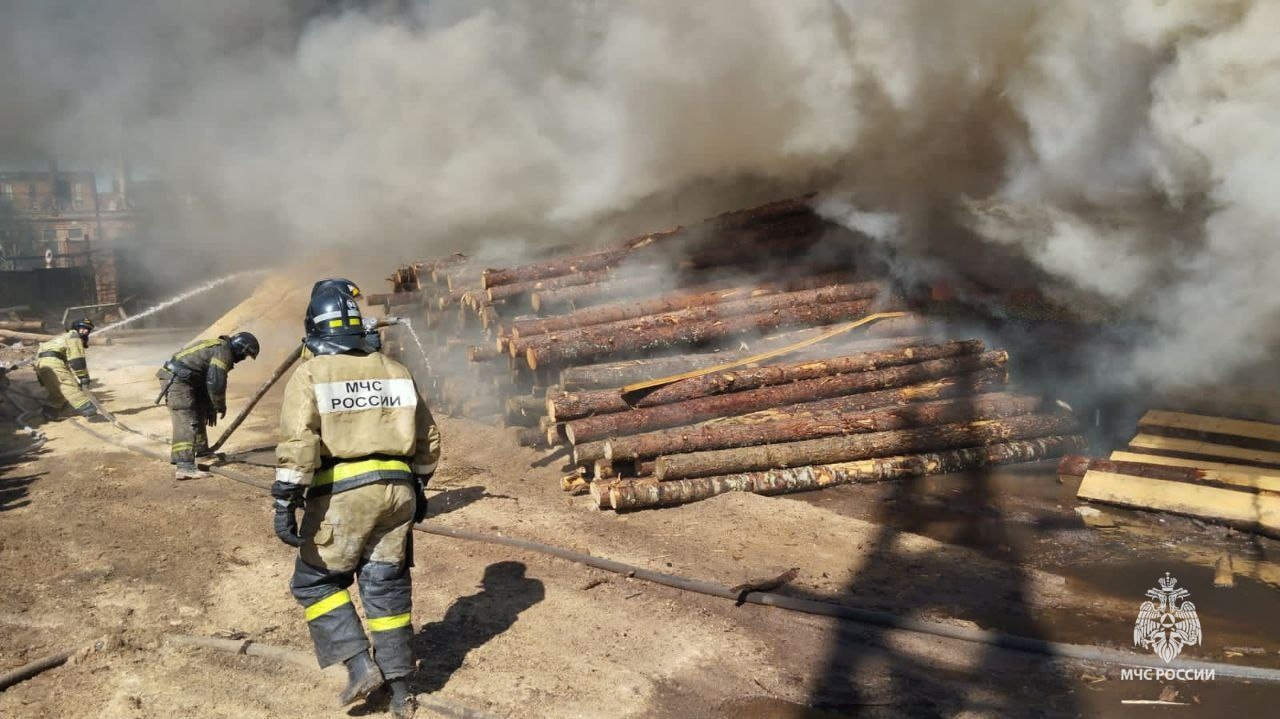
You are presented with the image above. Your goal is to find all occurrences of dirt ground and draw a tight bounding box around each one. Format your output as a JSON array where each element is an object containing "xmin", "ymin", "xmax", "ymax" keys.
[{"xmin": 3, "ymin": 333, "xmax": 1280, "ymax": 718}]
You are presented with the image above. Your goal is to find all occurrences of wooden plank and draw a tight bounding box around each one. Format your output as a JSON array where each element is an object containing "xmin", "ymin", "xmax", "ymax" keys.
[
  {"xmin": 1140, "ymin": 410, "xmax": 1280, "ymax": 444},
  {"xmin": 1128, "ymin": 434, "xmax": 1280, "ymax": 467},
  {"xmin": 1077, "ymin": 470, "xmax": 1280, "ymax": 537},
  {"xmin": 1069, "ymin": 454, "xmax": 1280, "ymax": 494},
  {"xmin": 1109, "ymin": 450, "xmax": 1280, "ymax": 480}
]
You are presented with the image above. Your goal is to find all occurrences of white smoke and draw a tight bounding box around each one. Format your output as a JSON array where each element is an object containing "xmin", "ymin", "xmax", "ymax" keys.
[{"xmin": 2, "ymin": 0, "xmax": 1277, "ymax": 387}]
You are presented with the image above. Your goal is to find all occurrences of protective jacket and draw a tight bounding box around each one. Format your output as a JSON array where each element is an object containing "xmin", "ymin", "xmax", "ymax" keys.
[
  {"xmin": 36, "ymin": 330, "xmax": 93, "ymax": 415},
  {"xmin": 276, "ymin": 351, "xmax": 439, "ymax": 496},
  {"xmin": 277, "ymin": 349, "xmax": 439, "ymax": 679},
  {"xmin": 37, "ymin": 331, "xmax": 90, "ymax": 385},
  {"xmin": 159, "ymin": 337, "xmax": 236, "ymax": 413}
]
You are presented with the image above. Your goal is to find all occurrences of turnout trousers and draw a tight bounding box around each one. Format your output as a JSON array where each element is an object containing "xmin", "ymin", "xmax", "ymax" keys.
[
  {"xmin": 165, "ymin": 380, "xmax": 209, "ymax": 464},
  {"xmin": 37, "ymin": 363, "xmax": 92, "ymax": 416},
  {"xmin": 290, "ymin": 480, "xmax": 416, "ymax": 678}
]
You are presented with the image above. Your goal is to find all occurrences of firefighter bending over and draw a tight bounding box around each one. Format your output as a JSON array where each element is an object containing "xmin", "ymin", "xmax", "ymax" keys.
[
  {"xmin": 35, "ymin": 318, "xmax": 98, "ymax": 420},
  {"xmin": 273, "ymin": 287, "xmax": 439, "ymax": 717},
  {"xmin": 157, "ymin": 332, "xmax": 259, "ymax": 479}
]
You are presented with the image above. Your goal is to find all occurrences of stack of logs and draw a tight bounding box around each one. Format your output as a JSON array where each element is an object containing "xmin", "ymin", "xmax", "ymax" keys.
[
  {"xmin": 0, "ymin": 305, "xmax": 49, "ymax": 345},
  {"xmin": 370, "ymin": 197, "xmax": 1088, "ymax": 511}
]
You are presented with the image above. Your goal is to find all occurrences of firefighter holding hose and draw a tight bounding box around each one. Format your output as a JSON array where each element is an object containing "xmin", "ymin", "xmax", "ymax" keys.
[
  {"xmin": 273, "ymin": 286, "xmax": 438, "ymax": 717},
  {"xmin": 156, "ymin": 332, "xmax": 260, "ymax": 479},
  {"xmin": 35, "ymin": 318, "xmax": 98, "ymax": 420}
]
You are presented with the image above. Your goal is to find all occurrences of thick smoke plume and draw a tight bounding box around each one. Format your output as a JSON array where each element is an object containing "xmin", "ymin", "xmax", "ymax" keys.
[{"xmin": 1, "ymin": 0, "xmax": 1275, "ymax": 388}]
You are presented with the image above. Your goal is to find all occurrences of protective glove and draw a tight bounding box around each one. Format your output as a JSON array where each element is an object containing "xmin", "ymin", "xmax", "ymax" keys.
[
  {"xmin": 412, "ymin": 475, "xmax": 430, "ymax": 523},
  {"xmin": 271, "ymin": 480, "xmax": 306, "ymax": 547},
  {"xmin": 206, "ymin": 413, "xmax": 218, "ymax": 428},
  {"xmin": 79, "ymin": 379, "xmax": 91, "ymax": 389}
]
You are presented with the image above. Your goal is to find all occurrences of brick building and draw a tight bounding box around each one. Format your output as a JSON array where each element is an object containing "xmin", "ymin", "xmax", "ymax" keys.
[{"xmin": 0, "ymin": 168, "xmax": 134, "ymax": 306}]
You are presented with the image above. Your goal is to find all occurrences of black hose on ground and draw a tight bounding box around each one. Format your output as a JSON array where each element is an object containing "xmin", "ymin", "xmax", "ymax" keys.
[
  {"xmin": 0, "ymin": 636, "xmax": 110, "ymax": 692},
  {"xmin": 417, "ymin": 525, "xmax": 1280, "ymax": 682},
  {"xmin": 209, "ymin": 345, "xmax": 303, "ymax": 453},
  {"xmin": 70, "ymin": 419, "xmax": 270, "ymax": 490},
  {"xmin": 66, "ymin": 417, "xmax": 1280, "ymax": 683}
]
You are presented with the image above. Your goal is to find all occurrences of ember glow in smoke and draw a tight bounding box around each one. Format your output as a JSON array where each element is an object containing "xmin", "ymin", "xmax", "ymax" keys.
[{"xmin": 2, "ymin": 1, "xmax": 1275, "ymax": 386}]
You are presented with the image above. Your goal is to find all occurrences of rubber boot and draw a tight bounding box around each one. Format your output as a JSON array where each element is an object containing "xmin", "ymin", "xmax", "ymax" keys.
[
  {"xmin": 338, "ymin": 650, "xmax": 384, "ymax": 706},
  {"xmin": 388, "ymin": 679, "xmax": 415, "ymax": 718},
  {"xmin": 174, "ymin": 462, "xmax": 211, "ymax": 480}
]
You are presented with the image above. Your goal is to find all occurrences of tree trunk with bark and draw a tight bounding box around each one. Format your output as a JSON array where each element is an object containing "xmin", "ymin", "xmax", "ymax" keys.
[
  {"xmin": 530, "ymin": 275, "xmax": 662, "ymax": 314},
  {"xmin": 653, "ymin": 412, "xmax": 1078, "ymax": 480},
  {"xmin": 608, "ymin": 435, "xmax": 1088, "ymax": 510},
  {"xmin": 482, "ymin": 249, "xmax": 631, "ymax": 290},
  {"xmin": 564, "ymin": 352, "xmax": 1008, "ymax": 444},
  {"xmin": 556, "ymin": 320, "xmax": 930, "ymax": 390},
  {"xmin": 632, "ymin": 339, "xmax": 984, "ymax": 408},
  {"xmin": 525, "ymin": 299, "xmax": 881, "ymax": 369},
  {"xmin": 513, "ymin": 273, "xmax": 872, "ymax": 340},
  {"xmin": 516, "ymin": 282, "xmax": 884, "ymax": 359},
  {"xmin": 607, "ymin": 392, "xmax": 1044, "ymax": 461},
  {"xmin": 547, "ymin": 339, "xmax": 980, "ymax": 422},
  {"xmin": 485, "ymin": 269, "xmax": 612, "ymax": 302},
  {"xmin": 0, "ymin": 320, "xmax": 44, "ymax": 332}
]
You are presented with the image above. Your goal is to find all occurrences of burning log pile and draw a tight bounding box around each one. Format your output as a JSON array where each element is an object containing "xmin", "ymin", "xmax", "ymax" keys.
[{"xmin": 372, "ymin": 197, "xmax": 1087, "ymax": 511}]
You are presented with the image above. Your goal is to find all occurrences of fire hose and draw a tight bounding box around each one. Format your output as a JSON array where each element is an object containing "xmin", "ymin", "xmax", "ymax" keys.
[
  {"xmin": 59, "ymin": 417, "xmax": 1280, "ymax": 685},
  {"xmin": 208, "ymin": 345, "xmax": 303, "ymax": 453}
]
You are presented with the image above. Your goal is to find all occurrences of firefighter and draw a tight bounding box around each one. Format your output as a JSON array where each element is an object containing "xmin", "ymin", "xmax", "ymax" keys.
[
  {"xmin": 273, "ymin": 287, "xmax": 438, "ymax": 717},
  {"xmin": 301, "ymin": 277, "xmax": 381, "ymax": 357},
  {"xmin": 157, "ymin": 332, "xmax": 260, "ymax": 479},
  {"xmin": 35, "ymin": 318, "xmax": 97, "ymax": 420}
]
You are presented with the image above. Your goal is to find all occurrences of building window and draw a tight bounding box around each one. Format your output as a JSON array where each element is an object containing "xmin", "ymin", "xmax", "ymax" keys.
[
  {"xmin": 1, "ymin": 183, "xmax": 11, "ymax": 199},
  {"xmin": 67, "ymin": 228, "xmax": 84, "ymax": 240},
  {"xmin": 42, "ymin": 229, "xmax": 57, "ymax": 241},
  {"xmin": 73, "ymin": 183, "xmax": 84, "ymax": 208}
]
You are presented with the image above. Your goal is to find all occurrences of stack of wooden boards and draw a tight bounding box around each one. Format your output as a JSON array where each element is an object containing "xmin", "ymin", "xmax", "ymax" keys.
[
  {"xmin": 1062, "ymin": 410, "xmax": 1280, "ymax": 537},
  {"xmin": 371, "ymin": 196, "xmax": 1089, "ymax": 511}
]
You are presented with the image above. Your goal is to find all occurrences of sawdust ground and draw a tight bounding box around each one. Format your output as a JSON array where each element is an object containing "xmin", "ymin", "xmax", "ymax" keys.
[{"xmin": 2, "ymin": 336, "xmax": 1280, "ymax": 717}]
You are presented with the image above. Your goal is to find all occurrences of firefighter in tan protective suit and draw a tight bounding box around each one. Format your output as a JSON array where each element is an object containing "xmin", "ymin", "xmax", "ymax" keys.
[
  {"xmin": 35, "ymin": 318, "xmax": 98, "ymax": 420},
  {"xmin": 157, "ymin": 332, "xmax": 260, "ymax": 479},
  {"xmin": 273, "ymin": 287, "xmax": 439, "ymax": 717}
]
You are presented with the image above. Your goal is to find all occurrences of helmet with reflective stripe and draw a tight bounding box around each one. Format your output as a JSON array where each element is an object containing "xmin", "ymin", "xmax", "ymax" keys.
[
  {"xmin": 228, "ymin": 332, "xmax": 260, "ymax": 362},
  {"xmin": 304, "ymin": 288, "xmax": 372, "ymax": 355},
  {"xmin": 305, "ymin": 278, "xmax": 362, "ymax": 337}
]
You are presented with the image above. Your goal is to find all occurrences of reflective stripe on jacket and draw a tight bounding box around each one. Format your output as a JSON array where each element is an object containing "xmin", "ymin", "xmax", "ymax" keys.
[
  {"xmin": 276, "ymin": 351, "xmax": 440, "ymax": 496},
  {"xmin": 36, "ymin": 331, "xmax": 89, "ymax": 383},
  {"xmin": 158, "ymin": 337, "xmax": 235, "ymax": 411}
]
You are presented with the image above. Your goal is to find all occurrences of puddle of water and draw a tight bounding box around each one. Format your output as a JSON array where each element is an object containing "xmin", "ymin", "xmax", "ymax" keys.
[
  {"xmin": 787, "ymin": 464, "xmax": 1280, "ymax": 658},
  {"xmin": 1064, "ymin": 558, "xmax": 1280, "ymax": 665}
]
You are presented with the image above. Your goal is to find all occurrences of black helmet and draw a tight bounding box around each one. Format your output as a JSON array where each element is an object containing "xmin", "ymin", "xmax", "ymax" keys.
[
  {"xmin": 70, "ymin": 317, "xmax": 94, "ymax": 346},
  {"xmin": 304, "ymin": 288, "xmax": 373, "ymax": 356},
  {"xmin": 311, "ymin": 278, "xmax": 361, "ymax": 299},
  {"xmin": 305, "ymin": 278, "xmax": 362, "ymax": 336},
  {"xmin": 228, "ymin": 332, "xmax": 260, "ymax": 362}
]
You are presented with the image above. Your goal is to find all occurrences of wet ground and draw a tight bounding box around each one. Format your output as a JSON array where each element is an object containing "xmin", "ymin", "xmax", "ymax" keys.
[{"xmin": 3, "ymin": 332, "xmax": 1280, "ymax": 717}]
